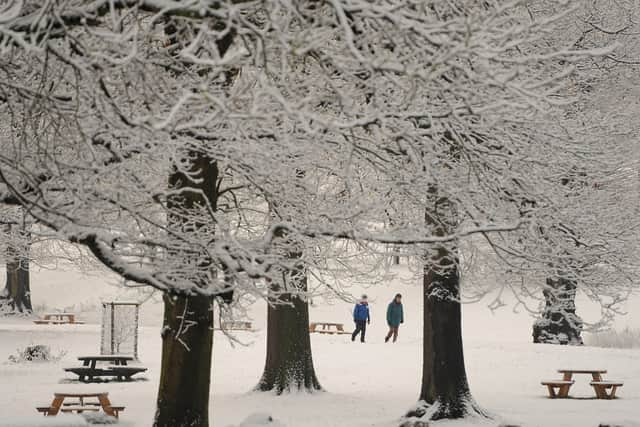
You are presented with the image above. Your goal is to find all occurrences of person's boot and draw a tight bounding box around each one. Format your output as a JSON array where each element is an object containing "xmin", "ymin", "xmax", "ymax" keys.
[{"xmin": 385, "ymin": 335, "xmax": 390, "ymax": 343}]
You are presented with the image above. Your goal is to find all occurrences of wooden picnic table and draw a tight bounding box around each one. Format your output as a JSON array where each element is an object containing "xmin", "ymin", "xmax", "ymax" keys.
[
  {"xmin": 221, "ymin": 321, "xmax": 253, "ymax": 331},
  {"xmin": 543, "ymin": 369, "xmax": 623, "ymax": 399},
  {"xmin": 65, "ymin": 355, "xmax": 146, "ymax": 382},
  {"xmin": 36, "ymin": 392, "xmax": 125, "ymax": 419},
  {"xmin": 78, "ymin": 355, "xmax": 133, "ymax": 368},
  {"xmin": 309, "ymin": 322, "xmax": 350, "ymax": 335},
  {"xmin": 33, "ymin": 313, "xmax": 84, "ymax": 325}
]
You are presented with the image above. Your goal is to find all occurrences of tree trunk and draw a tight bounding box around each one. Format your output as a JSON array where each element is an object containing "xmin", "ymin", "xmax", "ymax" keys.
[
  {"xmin": 155, "ymin": 293, "xmax": 214, "ymax": 427},
  {"xmin": 408, "ymin": 253, "xmax": 483, "ymax": 420},
  {"xmin": 256, "ymin": 267, "xmax": 321, "ymax": 393},
  {"xmin": 532, "ymin": 276, "xmax": 583, "ymax": 345},
  {"xmin": 155, "ymin": 152, "xmax": 220, "ymax": 426},
  {"xmin": 405, "ymin": 189, "xmax": 485, "ymax": 423},
  {"xmin": 1, "ymin": 233, "xmax": 32, "ymax": 314}
]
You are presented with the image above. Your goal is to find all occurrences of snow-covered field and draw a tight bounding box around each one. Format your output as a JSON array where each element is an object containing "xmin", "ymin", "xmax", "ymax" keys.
[{"xmin": 1, "ymin": 265, "xmax": 639, "ymax": 427}]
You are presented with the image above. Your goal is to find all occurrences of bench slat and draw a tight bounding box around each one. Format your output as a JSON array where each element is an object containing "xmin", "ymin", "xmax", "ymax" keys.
[
  {"xmin": 61, "ymin": 406, "xmax": 100, "ymax": 412},
  {"xmin": 541, "ymin": 380, "xmax": 574, "ymax": 385}
]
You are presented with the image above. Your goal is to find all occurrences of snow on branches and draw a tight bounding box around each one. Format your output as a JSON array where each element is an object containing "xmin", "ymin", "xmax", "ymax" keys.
[{"xmin": 0, "ymin": 1, "xmax": 636, "ymax": 315}]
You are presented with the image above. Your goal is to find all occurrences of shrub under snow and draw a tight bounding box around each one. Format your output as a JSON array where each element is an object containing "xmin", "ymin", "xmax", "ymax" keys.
[
  {"xmin": 586, "ymin": 328, "xmax": 640, "ymax": 349},
  {"xmin": 7, "ymin": 345, "xmax": 67, "ymax": 363}
]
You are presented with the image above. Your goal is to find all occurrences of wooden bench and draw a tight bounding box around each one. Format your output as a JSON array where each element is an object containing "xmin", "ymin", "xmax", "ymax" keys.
[
  {"xmin": 309, "ymin": 322, "xmax": 350, "ymax": 335},
  {"xmin": 591, "ymin": 381, "xmax": 624, "ymax": 399},
  {"xmin": 541, "ymin": 380, "xmax": 574, "ymax": 398},
  {"xmin": 60, "ymin": 406, "xmax": 100, "ymax": 414}
]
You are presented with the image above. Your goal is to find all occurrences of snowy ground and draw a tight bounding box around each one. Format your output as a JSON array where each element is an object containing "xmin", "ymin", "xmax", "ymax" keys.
[{"xmin": 1, "ymin": 265, "xmax": 639, "ymax": 427}]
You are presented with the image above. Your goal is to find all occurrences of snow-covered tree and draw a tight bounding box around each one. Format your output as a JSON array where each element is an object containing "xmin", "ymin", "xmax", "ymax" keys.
[
  {"xmin": 1, "ymin": 1, "xmax": 638, "ymax": 426},
  {"xmin": 0, "ymin": 208, "xmax": 32, "ymax": 314}
]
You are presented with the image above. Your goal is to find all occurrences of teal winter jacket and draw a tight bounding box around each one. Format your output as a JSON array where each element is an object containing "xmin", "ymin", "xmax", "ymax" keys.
[{"xmin": 386, "ymin": 302, "xmax": 404, "ymax": 327}]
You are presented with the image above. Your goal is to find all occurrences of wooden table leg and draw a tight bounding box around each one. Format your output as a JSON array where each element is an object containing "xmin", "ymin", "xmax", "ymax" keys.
[
  {"xmin": 98, "ymin": 394, "xmax": 115, "ymax": 417},
  {"xmin": 610, "ymin": 386, "xmax": 618, "ymax": 399},
  {"xmin": 49, "ymin": 396, "xmax": 65, "ymax": 416},
  {"xmin": 562, "ymin": 372, "xmax": 572, "ymax": 381},
  {"xmin": 592, "ymin": 373, "xmax": 602, "ymax": 382},
  {"xmin": 547, "ymin": 385, "xmax": 557, "ymax": 398},
  {"xmin": 559, "ymin": 384, "xmax": 571, "ymax": 398},
  {"xmin": 593, "ymin": 384, "xmax": 604, "ymax": 399}
]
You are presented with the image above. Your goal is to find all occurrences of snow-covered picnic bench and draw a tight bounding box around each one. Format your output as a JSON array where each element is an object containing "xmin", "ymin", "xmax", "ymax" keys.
[
  {"xmin": 33, "ymin": 313, "xmax": 84, "ymax": 325},
  {"xmin": 220, "ymin": 321, "xmax": 254, "ymax": 331},
  {"xmin": 64, "ymin": 355, "xmax": 147, "ymax": 382},
  {"xmin": 309, "ymin": 322, "xmax": 350, "ymax": 335},
  {"xmin": 541, "ymin": 369, "xmax": 623, "ymax": 399},
  {"xmin": 36, "ymin": 392, "xmax": 124, "ymax": 419}
]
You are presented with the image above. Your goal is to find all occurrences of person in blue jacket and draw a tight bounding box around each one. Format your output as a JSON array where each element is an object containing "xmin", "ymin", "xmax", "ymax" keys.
[
  {"xmin": 351, "ymin": 295, "xmax": 370, "ymax": 343},
  {"xmin": 385, "ymin": 293, "xmax": 404, "ymax": 343}
]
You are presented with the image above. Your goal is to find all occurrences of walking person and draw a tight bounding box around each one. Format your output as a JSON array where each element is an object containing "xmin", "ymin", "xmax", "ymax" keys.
[
  {"xmin": 351, "ymin": 295, "xmax": 370, "ymax": 343},
  {"xmin": 385, "ymin": 293, "xmax": 404, "ymax": 343}
]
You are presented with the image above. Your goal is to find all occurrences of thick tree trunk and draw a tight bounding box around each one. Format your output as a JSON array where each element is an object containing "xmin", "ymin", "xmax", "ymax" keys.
[
  {"xmin": 155, "ymin": 152, "xmax": 220, "ymax": 426},
  {"xmin": 407, "ymin": 254, "xmax": 483, "ymax": 420},
  {"xmin": 405, "ymin": 189, "xmax": 485, "ymax": 423},
  {"xmin": 155, "ymin": 294, "xmax": 214, "ymax": 427},
  {"xmin": 256, "ymin": 269, "xmax": 321, "ymax": 393},
  {"xmin": 1, "ymin": 235, "xmax": 32, "ymax": 314},
  {"xmin": 532, "ymin": 276, "xmax": 583, "ymax": 345}
]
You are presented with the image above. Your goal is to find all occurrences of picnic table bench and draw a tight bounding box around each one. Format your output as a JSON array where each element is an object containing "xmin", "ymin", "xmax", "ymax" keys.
[
  {"xmin": 542, "ymin": 369, "xmax": 623, "ymax": 399},
  {"xmin": 33, "ymin": 313, "xmax": 84, "ymax": 325},
  {"xmin": 64, "ymin": 355, "xmax": 147, "ymax": 382},
  {"xmin": 36, "ymin": 392, "xmax": 125, "ymax": 419},
  {"xmin": 309, "ymin": 322, "xmax": 350, "ymax": 335}
]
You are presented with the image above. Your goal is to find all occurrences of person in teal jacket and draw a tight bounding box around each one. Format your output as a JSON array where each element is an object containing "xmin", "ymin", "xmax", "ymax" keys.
[{"xmin": 385, "ymin": 293, "xmax": 404, "ymax": 343}]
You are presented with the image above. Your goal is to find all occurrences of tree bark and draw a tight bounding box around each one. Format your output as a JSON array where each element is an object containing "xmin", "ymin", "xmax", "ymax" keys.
[
  {"xmin": 1, "ymin": 232, "xmax": 32, "ymax": 314},
  {"xmin": 153, "ymin": 16, "xmax": 236, "ymax": 422},
  {"xmin": 532, "ymin": 276, "xmax": 583, "ymax": 345},
  {"xmin": 256, "ymin": 265, "xmax": 321, "ymax": 393},
  {"xmin": 405, "ymin": 189, "xmax": 485, "ymax": 423},
  {"xmin": 154, "ymin": 152, "xmax": 219, "ymax": 427},
  {"xmin": 155, "ymin": 293, "xmax": 214, "ymax": 427},
  {"xmin": 410, "ymin": 253, "xmax": 483, "ymax": 420}
]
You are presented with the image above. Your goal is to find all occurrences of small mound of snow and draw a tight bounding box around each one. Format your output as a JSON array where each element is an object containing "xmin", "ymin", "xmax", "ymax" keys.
[
  {"xmin": 229, "ymin": 413, "xmax": 285, "ymax": 427},
  {"xmin": 0, "ymin": 414, "xmax": 88, "ymax": 427},
  {"xmin": 81, "ymin": 412, "xmax": 119, "ymax": 424}
]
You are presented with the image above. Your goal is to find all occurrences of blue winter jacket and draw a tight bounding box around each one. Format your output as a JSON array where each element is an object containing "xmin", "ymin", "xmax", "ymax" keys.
[{"xmin": 353, "ymin": 303, "xmax": 370, "ymax": 322}]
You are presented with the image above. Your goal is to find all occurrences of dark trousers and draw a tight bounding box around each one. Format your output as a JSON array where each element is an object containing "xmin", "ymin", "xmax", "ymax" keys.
[
  {"xmin": 385, "ymin": 326, "xmax": 399, "ymax": 342},
  {"xmin": 352, "ymin": 320, "xmax": 367, "ymax": 342}
]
